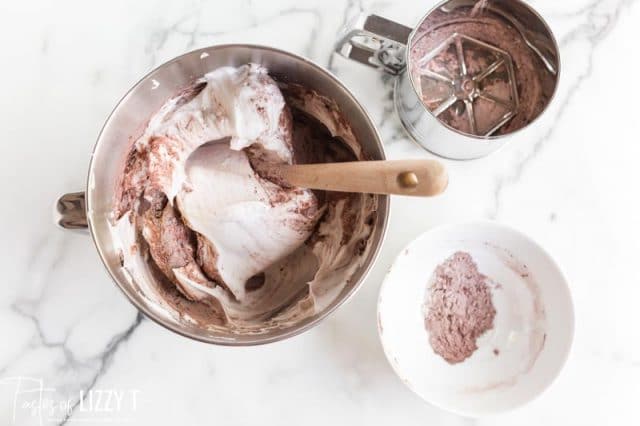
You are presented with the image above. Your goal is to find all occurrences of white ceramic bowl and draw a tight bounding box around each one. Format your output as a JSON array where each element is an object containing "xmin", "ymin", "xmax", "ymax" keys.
[{"xmin": 377, "ymin": 222, "xmax": 574, "ymax": 416}]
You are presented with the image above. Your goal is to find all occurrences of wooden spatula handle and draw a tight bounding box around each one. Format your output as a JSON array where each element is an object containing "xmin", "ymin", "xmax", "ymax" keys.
[{"xmin": 274, "ymin": 159, "xmax": 448, "ymax": 196}]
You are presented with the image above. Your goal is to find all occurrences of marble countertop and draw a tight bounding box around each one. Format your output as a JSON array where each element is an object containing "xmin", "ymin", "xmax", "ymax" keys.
[{"xmin": 1, "ymin": 0, "xmax": 639, "ymax": 424}]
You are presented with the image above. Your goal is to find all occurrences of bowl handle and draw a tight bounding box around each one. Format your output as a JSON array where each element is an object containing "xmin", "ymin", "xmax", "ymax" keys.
[{"xmin": 55, "ymin": 191, "xmax": 88, "ymax": 231}]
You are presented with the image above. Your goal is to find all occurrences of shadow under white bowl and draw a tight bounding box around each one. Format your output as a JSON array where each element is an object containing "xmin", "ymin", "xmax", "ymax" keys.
[{"xmin": 377, "ymin": 222, "xmax": 574, "ymax": 416}]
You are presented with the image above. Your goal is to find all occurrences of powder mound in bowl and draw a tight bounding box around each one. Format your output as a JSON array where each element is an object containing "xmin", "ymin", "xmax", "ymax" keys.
[{"xmin": 424, "ymin": 251, "xmax": 496, "ymax": 364}]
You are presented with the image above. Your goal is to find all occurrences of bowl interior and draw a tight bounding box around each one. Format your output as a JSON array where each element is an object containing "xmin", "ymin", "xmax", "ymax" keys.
[
  {"xmin": 87, "ymin": 45, "xmax": 389, "ymax": 345},
  {"xmin": 378, "ymin": 222, "xmax": 573, "ymax": 415}
]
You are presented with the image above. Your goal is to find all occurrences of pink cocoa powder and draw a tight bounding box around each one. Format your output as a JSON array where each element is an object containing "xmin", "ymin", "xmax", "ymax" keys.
[{"xmin": 424, "ymin": 251, "xmax": 496, "ymax": 364}]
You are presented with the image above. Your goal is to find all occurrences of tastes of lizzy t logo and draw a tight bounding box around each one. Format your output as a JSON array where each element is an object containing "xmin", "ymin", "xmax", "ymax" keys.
[{"xmin": 0, "ymin": 376, "xmax": 140, "ymax": 425}]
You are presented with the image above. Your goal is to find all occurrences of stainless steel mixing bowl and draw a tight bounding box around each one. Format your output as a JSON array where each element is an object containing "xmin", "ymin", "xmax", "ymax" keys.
[{"xmin": 56, "ymin": 44, "xmax": 389, "ymax": 345}]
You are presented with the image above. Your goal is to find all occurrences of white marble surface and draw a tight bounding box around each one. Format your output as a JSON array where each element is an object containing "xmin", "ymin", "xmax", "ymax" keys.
[{"xmin": 1, "ymin": 0, "xmax": 639, "ymax": 424}]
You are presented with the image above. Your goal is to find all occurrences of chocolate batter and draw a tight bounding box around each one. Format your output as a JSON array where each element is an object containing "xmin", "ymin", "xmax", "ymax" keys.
[{"xmin": 112, "ymin": 65, "xmax": 378, "ymax": 333}]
